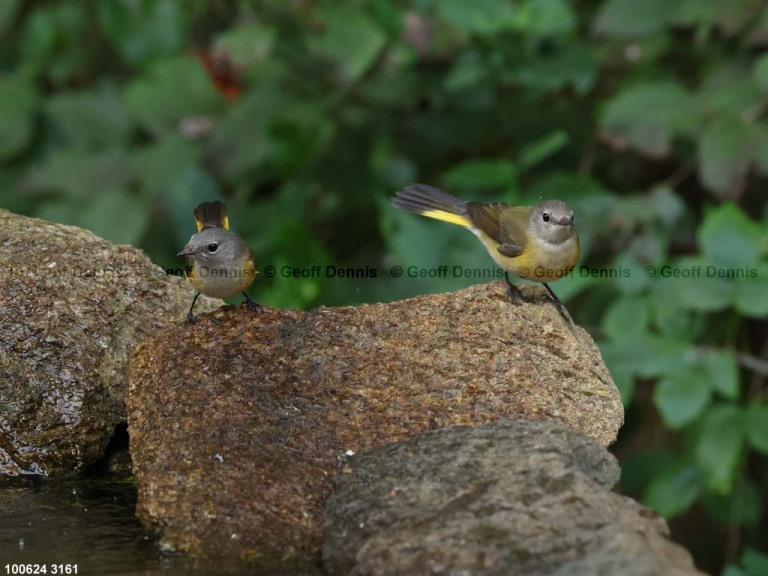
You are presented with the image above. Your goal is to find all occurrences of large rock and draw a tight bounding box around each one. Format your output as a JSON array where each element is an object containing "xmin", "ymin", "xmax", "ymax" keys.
[
  {"xmin": 127, "ymin": 282, "xmax": 623, "ymax": 559},
  {"xmin": 0, "ymin": 209, "xmax": 218, "ymax": 476},
  {"xmin": 323, "ymin": 419, "xmax": 705, "ymax": 576}
]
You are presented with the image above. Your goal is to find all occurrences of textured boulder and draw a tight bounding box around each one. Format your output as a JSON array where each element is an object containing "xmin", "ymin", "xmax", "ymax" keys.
[
  {"xmin": 127, "ymin": 282, "xmax": 622, "ymax": 559},
  {"xmin": 0, "ymin": 209, "xmax": 219, "ymax": 476},
  {"xmin": 323, "ymin": 419, "xmax": 705, "ymax": 576}
]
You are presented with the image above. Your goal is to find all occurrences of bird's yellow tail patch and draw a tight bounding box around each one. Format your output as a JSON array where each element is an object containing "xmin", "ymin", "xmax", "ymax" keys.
[
  {"xmin": 194, "ymin": 201, "xmax": 230, "ymax": 231},
  {"xmin": 420, "ymin": 209, "xmax": 471, "ymax": 227}
]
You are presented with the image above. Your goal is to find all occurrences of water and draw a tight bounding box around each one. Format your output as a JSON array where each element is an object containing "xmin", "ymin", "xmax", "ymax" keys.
[{"xmin": 0, "ymin": 477, "xmax": 322, "ymax": 576}]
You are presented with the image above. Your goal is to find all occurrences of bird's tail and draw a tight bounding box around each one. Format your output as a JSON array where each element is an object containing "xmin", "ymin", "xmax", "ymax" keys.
[
  {"xmin": 194, "ymin": 201, "xmax": 229, "ymax": 231},
  {"xmin": 391, "ymin": 184, "xmax": 471, "ymax": 227}
]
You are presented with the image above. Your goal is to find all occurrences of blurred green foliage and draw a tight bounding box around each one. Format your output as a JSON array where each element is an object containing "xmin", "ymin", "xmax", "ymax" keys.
[{"xmin": 1, "ymin": 0, "xmax": 768, "ymax": 573}]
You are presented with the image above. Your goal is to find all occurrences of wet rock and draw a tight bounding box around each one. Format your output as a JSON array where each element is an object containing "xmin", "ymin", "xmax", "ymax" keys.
[
  {"xmin": 323, "ymin": 419, "xmax": 705, "ymax": 576},
  {"xmin": 0, "ymin": 209, "xmax": 219, "ymax": 476},
  {"xmin": 127, "ymin": 282, "xmax": 622, "ymax": 559}
]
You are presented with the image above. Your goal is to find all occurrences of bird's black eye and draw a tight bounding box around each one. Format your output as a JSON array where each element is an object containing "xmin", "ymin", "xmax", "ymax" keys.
[
  {"xmin": 542, "ymin": 212, "xmax": 550, "ymax": 222},
  {"xmin": 207, "ymin": 243, "xmax": 219, "ymax": 253}
]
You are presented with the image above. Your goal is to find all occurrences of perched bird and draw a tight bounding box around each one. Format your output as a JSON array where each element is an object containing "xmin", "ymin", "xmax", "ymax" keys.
[
  {"xmin": 177, "ymin": 201, "xmax": 258, "ymax": 323},
  {"xmin": 391, "ymin": 184, "xmax": 579, "ymax": 320}
]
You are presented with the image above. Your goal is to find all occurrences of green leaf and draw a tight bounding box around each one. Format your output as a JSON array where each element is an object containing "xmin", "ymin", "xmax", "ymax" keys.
[
  {"xmin": 387, "ymin": 207, "xmax": 471, "ymax": 270},
  {"xmin": 673, "ymin": 0, "xmax": 726, "ymax": 27},
  {"xmin": 20, "ymin": 3, "xmax": 90, "ymax": 85},
  {"xmin": 640, "ymin": 336, "xmax": 691, "ymax": 378},
  {"xmin": 654, "ymin": 369, "xmax": 712, "ymax": 428},
  {"xmin": 601, "ymin": 335, "xmax": 689, "ymax": 385},
  {"xmin": 167, "ymin": 166, "xmax": 221, "ymax": 240},
  {"xmin": 744, "ymin": 405, "xmax": 768, "ymax": 454},
  {"xmin": 694, "ymin": 404, "xmax": 743, "ymax": 493},
  {"xmin": 753, "ymin": 54, "xmax": 768, "ymax": 93},
  {"xmin": 256, "ymin": 220, "xmax": 331, "ymax": 308},
  {"xmin": 207, "ymin": 88, "xmax": 284, "ymax": 181},
  {"xmin": 134, "ymin": 135, "xmax": 201, "ymax": 198},
  {"xmin": 602, "ymin": 296, "xmax": 648, "ymax": 342},
  {"xmin": 19, "ymin": 6, "xmax": 56, "ymax": 73},
  {"xmin": 644, "ymin": 460, "xmax": 703, "ymax": 518},
  {"xmin": 311, "ymin": 6, "xmax": 387, "ymax": 82},
  {"xmin": 600, "ymin": 82, "xmax": 696, "ymax": 156},
  {"xmin": 594, "ymin": 0, "xmax": 672, "ymax": 37},
  {"xmin": 714, "ymin": 1, "xmax": 767, "ymax": 35},
  {"xmin": 214, "ymin": 22, "xmax": 276, "ymax": 67},
  {"xmin": 609, "ymin": 251, "xmax": 654, "ymax": 294},
  {"xmin": 742, "ymin": 548, "xmax": 768, "ymax": 576},
  {"xmin": 612, "ymin": 362, "xmax": 636, "ymax": 406},
  {"xmin": 704, "ymin": 478, "xmax": 762, "ymax": 529},
  {"xmin": 444, "ymin": 51, "xmax": 489, "ymax": 93},
  {"xmin": 80, "ymin": 188, "xmax": 150, "ymax": 245},
  {"xmin": 669, "ymin": 257, "xmax": 733, "ymax": 312},
  {"xmin": 436, "ymin": 0, "xmax": 517, "ymax": 35},
  {"xmin": 269, "ymin": 102, "xmax": 337, "ymax": 175},
  {"xmin": 369, "ymin": 0, "xmax": 402, "ymax": 37},
  {"xmin": 35, "ymin": 188, "xmax": 148, "ymax": 245},
  {"xmin": 734, "ymin": 267, "xmax": 768, "ymax": 317},
  {"xmin": 27, "ymin": 150, "xmax": 135, "ymax": 198},
  {"xmin": 443, "ymin": 159, "xmax": 517, "ymax": 190},
  {"xmin": 521, "ymin": 0, "xmax": 576, "ymax": 37},
  {"xmin": 647, "ymin": 185, "xmax": 686, "ymax": 229},
  {"xmin": 527, "ymin": 173, "xmax": 610, "ymax": 202},
  {"xmin": 358, "ymin": 67, "xmax": 419, "ymax": 106},
  {"xmin": 518, "ymin": 131, "xmax": 568, "ymax": 169},
  {"xmin": 97, "ymin": 0, "xmax": 189, "ymax": 64},
  {"xmin": 0, "ymin": 168, "xmax": 27, "ymax": 213},
  {"xmin": 698, "ymin": 64, "xmax": 761, "ymax": 118},
  {"xmin": 699, "ymin": 203, "xmax": 763, "ymax": 268},
  {"xmin": 628, "ymin": 229, "xmax": 666, "ymax": 269},
  {"xmin": 698, "ymin": 117, "xmax": 750, "ymax": 195},
  {"xmin": 677, "ymin": 275, "xmax": 733, "ymax": 311},
  {"xmin": 747, "ymin": 124, "xmax": 768, "ymax": 175},
  {"xmin": 599, "ymin": 339, "xmax": 644, "ymax": 404},
  {"xmin": 125, "ymin": 56, "xmax": 222, "ymax": 136},
  {"xmin": 703, "ymin": 349, "xmax": 739, "ymax": 399},
  {"xmin": 618, "ymin": 449, "xmax": 677, "ymax": 493},
  {"xmin": 47, "ymin": 85, "xmax": 133, "ymax": 149},
  {"xmin": 514, "ymin": 46, "xmax": 596, "ymax": 94},
  {"xmin": 0, "ymin": 0, "xmax": 19, "ymax": 35},
  {"xmin": 651, "ymin": 278, "xmax": 703, "ymax": 340},
  {"xmin": 35, "ymin": 199, "xmax": 79, "ymax": 227},
  {"xmin": 0, "ymin": 77, "xmax": 39, "ymax": 160}
]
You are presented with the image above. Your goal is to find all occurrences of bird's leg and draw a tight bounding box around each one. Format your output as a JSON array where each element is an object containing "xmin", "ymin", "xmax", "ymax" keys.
[
  {"xmin": 505, "ymin": 272, "xmax": 522, "ymax": 303},
  {"xmin": 186, "ymin": 293, "xmax": 200, "ymax": 324},
  {"xmin": 543, "ymin": 283, "xmax": 570, "ymax": 323},
  {"xmin": 243, "ymin": 292, "xmax": 260, "ymax": 311}
]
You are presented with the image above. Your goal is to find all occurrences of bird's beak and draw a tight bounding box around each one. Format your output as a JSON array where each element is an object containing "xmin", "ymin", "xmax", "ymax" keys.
[
  {"xmin": 177, "ymin": 245, "xmax": 195, "ymax": 257},
  {"xmin": 556, "ymin": 217, "xmax": 573, "ymax": 226}
]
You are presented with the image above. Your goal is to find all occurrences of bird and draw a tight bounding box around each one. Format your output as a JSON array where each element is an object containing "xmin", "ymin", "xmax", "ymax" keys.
[
  {"xmin": 391, "ymin": 183, "xmax": 579, "ymax": 320},
  {"xmin": 177, "ymin": 201, "xmax": 258, "ymax": 323}
]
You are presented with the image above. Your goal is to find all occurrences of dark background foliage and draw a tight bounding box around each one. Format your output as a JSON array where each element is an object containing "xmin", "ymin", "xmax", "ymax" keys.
[{"xmin": 1, "ymin": 1, "xmax": 767, "ymax": 573}]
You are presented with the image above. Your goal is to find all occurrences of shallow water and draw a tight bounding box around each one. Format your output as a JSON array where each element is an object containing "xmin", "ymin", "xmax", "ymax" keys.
[{"xmin": 0, "ymin": 477, "xmax": 321, "ymax": 576}]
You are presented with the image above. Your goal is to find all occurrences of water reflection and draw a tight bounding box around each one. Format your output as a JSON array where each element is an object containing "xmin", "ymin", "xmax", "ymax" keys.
[{"xmin": 0, "ymin": 477, "xmax": 322, "ymax": 575}]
